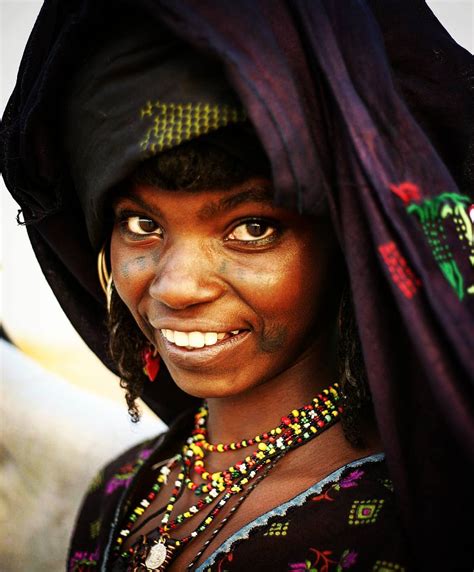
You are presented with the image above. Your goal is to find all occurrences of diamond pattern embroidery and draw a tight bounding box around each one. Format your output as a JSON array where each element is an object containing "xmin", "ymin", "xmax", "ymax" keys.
[{"xmin": 348, "ymin": 499, "xmax": 385, "ymax": 525}]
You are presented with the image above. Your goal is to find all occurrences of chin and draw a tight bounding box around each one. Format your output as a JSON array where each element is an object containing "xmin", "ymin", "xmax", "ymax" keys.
[{"xmin": 172, "ymin": 373, "xmax": 255, "ymax": 400}]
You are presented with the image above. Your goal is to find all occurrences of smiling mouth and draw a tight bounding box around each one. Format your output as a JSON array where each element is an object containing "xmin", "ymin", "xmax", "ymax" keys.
[{"xmin": 160, "ymin": 329, "xmax": 245, "ymax": 350}]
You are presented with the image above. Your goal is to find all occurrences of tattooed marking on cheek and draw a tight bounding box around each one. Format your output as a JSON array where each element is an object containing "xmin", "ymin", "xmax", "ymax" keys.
[
  {"xmin": 236, "ymin": 267, "xmax": 247, "ymax": 281},
  {"xmin": 258, "ymin": 324, "xmax": 288, "ymax": 353},
  {"xmin": 152, "ymin": 250, "xmax": 161, "ymax": 264},
  {"xmin": 134, "ymin": 256, "xmax": 147, "ymax": 270},
  {"xmin": 120, "ymin": 261, "xmax": 131, "ymax": 278},
  {"xmin": 218, "ymin": 260, "xmax": 228, "ymax": 274}
]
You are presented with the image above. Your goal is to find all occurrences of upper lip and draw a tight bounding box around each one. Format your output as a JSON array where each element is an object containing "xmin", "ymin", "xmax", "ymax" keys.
[{"xmin": 148, "ymin": 318, "xmax": 248, "ymax": 332}]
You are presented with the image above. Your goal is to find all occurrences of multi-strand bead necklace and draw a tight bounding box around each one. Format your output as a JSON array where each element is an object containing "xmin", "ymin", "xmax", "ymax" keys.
[{"xmin": 116, "ymin": 384, "xmax": 342, "ymax": 571}]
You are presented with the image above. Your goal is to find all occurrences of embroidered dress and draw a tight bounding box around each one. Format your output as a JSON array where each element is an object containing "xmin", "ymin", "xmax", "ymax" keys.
[{"xmin": 67, "ymin": 416, "xmax": 409, "ymax": 571}]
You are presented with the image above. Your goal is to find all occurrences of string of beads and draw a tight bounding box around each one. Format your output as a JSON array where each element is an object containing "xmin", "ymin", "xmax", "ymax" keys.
[{"xmin": 116, "ymin": 384, "xmax": 342, "ymax": 571}]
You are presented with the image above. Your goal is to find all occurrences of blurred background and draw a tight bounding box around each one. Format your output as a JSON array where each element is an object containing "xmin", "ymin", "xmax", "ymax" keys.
[{"xmin": 1, "ymin": 0, "xmax": 472, "ymax": 570}]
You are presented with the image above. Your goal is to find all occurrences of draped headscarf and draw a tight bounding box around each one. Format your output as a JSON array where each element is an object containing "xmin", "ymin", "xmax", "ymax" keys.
[{"xmin": 1, "ymin": 1, "xmax": 473, "ymax": 567}]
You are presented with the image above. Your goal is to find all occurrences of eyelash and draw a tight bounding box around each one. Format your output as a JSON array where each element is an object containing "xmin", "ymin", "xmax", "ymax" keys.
[{"xmin": 115, "ymin": 211, "xmax": 281, "ymax": 247}]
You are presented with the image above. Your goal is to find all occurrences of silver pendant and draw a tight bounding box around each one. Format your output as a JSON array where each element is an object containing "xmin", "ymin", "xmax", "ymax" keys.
[{"xmin": 145, "ymin": 541, "xmax": 167, "ymax": 570}]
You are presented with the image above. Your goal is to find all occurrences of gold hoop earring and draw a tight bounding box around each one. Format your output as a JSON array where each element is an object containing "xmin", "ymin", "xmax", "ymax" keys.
[{"xmin": 97, "ymin": 244, "xmax": 113, "ymax": 312}]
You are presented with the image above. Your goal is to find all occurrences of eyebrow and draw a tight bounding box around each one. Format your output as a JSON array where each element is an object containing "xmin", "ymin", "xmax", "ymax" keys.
[
  {"xmin": 113, "ymin": 185, "xmax": 274, "ymax": 221},
  {"xmin": 197, "ymin": 186, "xmax": 274, "ymax": 221},
  {"xmin": 113, "ymin": 193, "xmax": 165, "ymax": 220}
]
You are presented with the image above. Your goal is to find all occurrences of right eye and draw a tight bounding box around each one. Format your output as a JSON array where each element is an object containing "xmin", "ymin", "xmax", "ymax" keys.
[{"xmin": 122, "ymin": 216, "xmax": 163, "ymax": 237}]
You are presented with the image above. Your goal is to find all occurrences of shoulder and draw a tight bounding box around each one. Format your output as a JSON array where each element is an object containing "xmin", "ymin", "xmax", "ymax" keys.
[
  {"xmin": 66, "ymin": 432, "xmax": 165, "ymax": 571},
  {"xmin": 66, "ymin": 408, "xmax": 195, "ymax": 571}
]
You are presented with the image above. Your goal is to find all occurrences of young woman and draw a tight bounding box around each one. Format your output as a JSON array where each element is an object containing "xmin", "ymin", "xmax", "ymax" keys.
[{"xmin": 1, "ymin": 1, "xmax": 472, "ymax": 570}]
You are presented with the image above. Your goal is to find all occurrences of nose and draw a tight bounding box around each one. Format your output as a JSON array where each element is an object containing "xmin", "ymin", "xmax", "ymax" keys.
[{"xmin": 148, "ymin": 240, "xmax": 224, "ymax": 310}]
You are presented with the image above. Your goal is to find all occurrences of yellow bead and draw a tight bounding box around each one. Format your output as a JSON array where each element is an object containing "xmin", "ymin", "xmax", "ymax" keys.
[
  {"xmin": 217, "ymin": 444, "xmax": 225, "ymax": 453},
  {"xmin": 292, "ymin": 409, "xmax": 299, "ymax": 417},
  {"xmin": 258, "ymin": 443, "xmax": 268, "ymax": 451}
]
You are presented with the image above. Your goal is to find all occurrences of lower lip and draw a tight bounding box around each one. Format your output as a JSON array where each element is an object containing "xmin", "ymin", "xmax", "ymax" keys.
[{"xmin": 158, "ymin": 331, "xmax": 250, "ymax": 369}]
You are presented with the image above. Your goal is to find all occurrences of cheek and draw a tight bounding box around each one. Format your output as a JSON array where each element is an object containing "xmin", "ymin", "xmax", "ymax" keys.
[
  {"xmin": 110, "ymin": 235, "xmax": 153, "ymax": 316},
  {"xmin": 236, "ymin": 234, "xmax": 339, "ymax": 341}
]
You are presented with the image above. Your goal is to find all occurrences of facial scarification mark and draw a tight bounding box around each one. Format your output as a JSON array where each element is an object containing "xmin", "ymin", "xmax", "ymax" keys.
[{"xmin": 259, "ymin": 324, "xmax": 288, "ymax": 353}]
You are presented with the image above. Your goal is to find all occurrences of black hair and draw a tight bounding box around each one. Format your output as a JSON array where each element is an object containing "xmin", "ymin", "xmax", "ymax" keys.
[{"xmin": 107, "ymin": 133, "xmax": 371, "ymax": 444}]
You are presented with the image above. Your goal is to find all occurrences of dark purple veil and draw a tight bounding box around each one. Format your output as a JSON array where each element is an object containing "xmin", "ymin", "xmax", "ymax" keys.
[{"xmin": 1, "ymin": 0, "xmax": 473, "ymax": 567}]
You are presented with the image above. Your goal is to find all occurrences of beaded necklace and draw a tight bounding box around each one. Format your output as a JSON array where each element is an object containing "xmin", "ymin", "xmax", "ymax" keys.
[{"xmin": 116, "ymin": 384, "xmax": 341, "ymax": 571}]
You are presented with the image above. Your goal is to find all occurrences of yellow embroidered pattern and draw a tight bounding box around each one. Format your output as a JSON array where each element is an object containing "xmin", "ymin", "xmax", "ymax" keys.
[
  {"xmin": 89, "ymin": 518, "xmax": 101, "ymax": 540},
  {"xmin": 139, "ymin": 101, "xmax": 246, "ymax": 156}
]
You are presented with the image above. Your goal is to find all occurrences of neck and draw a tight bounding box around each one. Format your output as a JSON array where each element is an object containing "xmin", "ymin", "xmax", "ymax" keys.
[{"xmin": 205, "ymin": 334, "xmax": 337, "ymax": 445}]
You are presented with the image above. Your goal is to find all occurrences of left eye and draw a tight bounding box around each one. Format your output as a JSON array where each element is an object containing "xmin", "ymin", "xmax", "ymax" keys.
[
  {"xmin": 227, "ymin": 221, "xmax": 276, "ymax": 242},
  {"xmin": 125, "ymin": 216, "xmax": 162, "ymax": 236}
]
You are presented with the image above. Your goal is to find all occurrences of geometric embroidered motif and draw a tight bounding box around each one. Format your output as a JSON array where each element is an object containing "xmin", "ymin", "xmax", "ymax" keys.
[
  {"xmin": 348, "ymin": 499, "xmax": 385, "ymax": 525},
  {"xmin": 380, "ymin": 478, "xmax": 394, "ymax": 493},
  {"xmin": 378, "ymin": 242, "xmax": 421, "ymax": 299},
  {"xmin": 89, "ymin": 518, "xmax": 101, "ymax": 540},
  {"xmin": 264, "ymin": 520, "xmax": 290, "ymax": 536},
  {"xmin": 372, "ymin": 560, "xmax": 405, "ymax": 571},
  {"xmin": 139, "ymin": 100, "xmax": 246, "ymax": 157}
]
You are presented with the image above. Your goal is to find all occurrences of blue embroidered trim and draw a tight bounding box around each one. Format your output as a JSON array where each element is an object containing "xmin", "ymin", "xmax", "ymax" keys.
[{"xmin": 196, "ymin": 452, "xmax": 385, "ymax": 571}]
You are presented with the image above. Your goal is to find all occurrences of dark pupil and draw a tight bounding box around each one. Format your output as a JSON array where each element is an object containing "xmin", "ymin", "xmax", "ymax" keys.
[
  {"xmin": 246, "ymin": 222, "xmax": 267, "ymax": 237},
  {"xmin": 138, "ymin": 218, "xmax": 156, "ymax": 232}
]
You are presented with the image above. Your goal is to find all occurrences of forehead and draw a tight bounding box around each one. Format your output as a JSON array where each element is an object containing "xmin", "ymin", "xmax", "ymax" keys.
[{"xmin": 113, "ymin": 177, "xmax": 276, "ymax": 219}]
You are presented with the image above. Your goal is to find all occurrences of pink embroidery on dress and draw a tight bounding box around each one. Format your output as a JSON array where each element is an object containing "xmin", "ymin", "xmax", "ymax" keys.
[
  {"xmin": 68, "ymin": 547, "xmax": 100, "ymax": 571},
  {"xmin": 378, "ymin": 242, "xmax": 421, "ymax": 299}
]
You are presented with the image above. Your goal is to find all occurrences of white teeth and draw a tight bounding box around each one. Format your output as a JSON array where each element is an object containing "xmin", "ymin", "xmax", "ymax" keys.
[
  {"xmin": 188, "ymin": 331, "xmax": 205, "ymax": 348},
  {"xmin": 160, "ymin": 329, "xmax": 242, "ymax": 349},
  {"xmin": 174, "ymin": 331, "xmax": 189, "ymax": 347},
  {"xmin": 204, "ymin": 332, "xmax": 218, "ymax": 346}
]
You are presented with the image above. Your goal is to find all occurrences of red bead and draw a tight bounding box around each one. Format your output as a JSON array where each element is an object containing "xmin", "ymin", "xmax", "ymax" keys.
[
  {"xmin": 282, "ymin": 416, "xmax": 291, "ymax": 425},
  {"xmin": 317, "ymin": 420, "xmax": 325, "ymax": 427},
  {"xmin": 263, "ymin": 432, "xmax": 269, "ymax": 439}
]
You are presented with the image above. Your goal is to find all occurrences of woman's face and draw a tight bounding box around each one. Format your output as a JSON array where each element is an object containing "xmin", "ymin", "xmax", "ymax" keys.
[{"xmin": 110, "ymin": 177, "xmax": 342, "ymax": 399}]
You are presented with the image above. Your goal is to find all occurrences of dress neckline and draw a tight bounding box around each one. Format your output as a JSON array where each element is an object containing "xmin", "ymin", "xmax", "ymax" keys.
[{"xmin": 196, "ymin": 452, "xmax": 385, "ymax": 571}]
